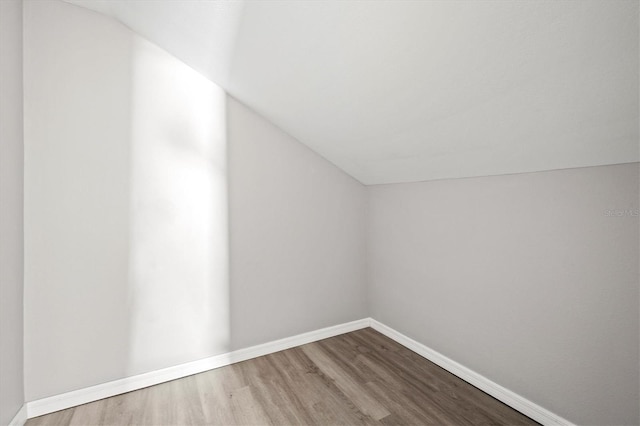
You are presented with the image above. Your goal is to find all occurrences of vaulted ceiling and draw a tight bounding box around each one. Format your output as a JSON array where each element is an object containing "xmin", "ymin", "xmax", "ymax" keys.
[{"xmin": 65, "ymin": 0, "xmax": 638, "ymax": 184}]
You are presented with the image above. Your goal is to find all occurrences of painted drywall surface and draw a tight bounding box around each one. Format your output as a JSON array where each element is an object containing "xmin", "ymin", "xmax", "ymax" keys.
[
  {"xmin": 227, "ymin": 95, "xmax": 367, "ymax": 350},
  {"xmin": 24, "ymin": 0, "xmax": 231, "ymax": 400},
  {"xmin": 368, "ymin": 163, "xmax": 640, "ymax": 425},
  {"xmin": 66, "ymin": 0, "xmax": 639, "ymax": 184},
  {"xmin": 0, "ymin": 0, "xmax": 25, "ymax": 423},
  {"xmin": 126, "ymin": 36, "xmax": 230, "ymax": 378},
  {"xmin": 23, "ymin": 0, "xmax": 134, "ymax": 401},
  {"xmin": 24, "ymin": 0, "xmax": 367, "ymax": 401}
]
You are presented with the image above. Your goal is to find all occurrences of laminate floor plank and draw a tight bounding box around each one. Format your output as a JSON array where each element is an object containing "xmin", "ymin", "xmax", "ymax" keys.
[
  {"xmin": 364, "ymin": 380, "xmax": 441, "ymax": 425},
  {"xmin": 26, "ymin": 328, "xmax": 538, "ymax": 425},
  {"xmin": 301, "ymin": 342, "xmax": 391, "ymax": 421},
  {"xmin": 29, "ymin": 407, "xmax": 75, "ymax": 426},
  {"xmin": 280, "ymin": 348, "xmax": 379, "ymax": 426},
  {"xmin": 237, "ymin": 354, "xmax": 312, "ymax": 425},
  {"xmin": 193, "ymin": 368, "xmax": 237, "ymax": 425}
]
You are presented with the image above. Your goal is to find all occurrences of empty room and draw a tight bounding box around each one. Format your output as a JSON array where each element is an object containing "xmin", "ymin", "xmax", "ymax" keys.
[{"xmin": 1, "ymin": 0, "xmax": 638, "ymax": 425}]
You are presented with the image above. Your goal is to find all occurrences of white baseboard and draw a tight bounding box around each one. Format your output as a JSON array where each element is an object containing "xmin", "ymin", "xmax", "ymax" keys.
[
  {"xmin": 26, "ymin": 317, "xmax": 574, "ymax": 426},
  {"xmin": 26, "ymin": 318, "xmax": 370, "ymax": 418},
  {"xmin": 369, "ymin": 319, "xmax": 574, "ymax": 426},
  {"xmin": 8, "ymin": 404, "xmax": 27, "ymax": 426}
]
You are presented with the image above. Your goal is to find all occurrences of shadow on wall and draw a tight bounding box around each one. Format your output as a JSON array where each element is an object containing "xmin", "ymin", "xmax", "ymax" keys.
[{"xmin": 126, "ymin": 36, "xmax": 231, "ymax": 375}]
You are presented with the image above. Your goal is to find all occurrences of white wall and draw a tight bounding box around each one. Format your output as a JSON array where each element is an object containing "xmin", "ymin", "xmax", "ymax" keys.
[
  {"xmin": 21, "ymin": 1, "xmax": 637, "ymax": 424},
  {"xmin": 24, "ymin": 0, "xmax": 133, "ymax": 400},
  {"xmin": 23, "ymin": 0, "xmax": 367, "ymax": 401},
  {"xmin": 0, "ymin": 0, "xmax": 25, "ymax": 424},
  {"xmin": 227, "ymin": 96, "xmax": 367, "ymax": 350},
  {"xmin": 368, "ymin": 163, "xmax": 639, "ymax": 425}
]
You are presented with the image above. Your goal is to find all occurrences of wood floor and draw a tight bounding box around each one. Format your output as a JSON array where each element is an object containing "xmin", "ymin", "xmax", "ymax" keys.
[{"xmin": 27, "ymin": 328, "xmax": 537, "ymax": 425}]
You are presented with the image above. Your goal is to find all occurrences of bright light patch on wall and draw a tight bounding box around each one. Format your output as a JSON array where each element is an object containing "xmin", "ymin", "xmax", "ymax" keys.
[{"xmin": 128, "ymin": 36, "xmax": 229, "ymax": 374}]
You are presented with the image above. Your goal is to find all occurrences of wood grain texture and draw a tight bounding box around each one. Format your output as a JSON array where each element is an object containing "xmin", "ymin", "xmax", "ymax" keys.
[{"xmin": 26, "ymin": 328, "xmax": 538, "ymax": 425}]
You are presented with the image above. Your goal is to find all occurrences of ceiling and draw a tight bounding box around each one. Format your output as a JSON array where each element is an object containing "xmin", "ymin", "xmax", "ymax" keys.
[{"xmin": 65, "ymin": 0, "xmax": 638, "ymax": 185}]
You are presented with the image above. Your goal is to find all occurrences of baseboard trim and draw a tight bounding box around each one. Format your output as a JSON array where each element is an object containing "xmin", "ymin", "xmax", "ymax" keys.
[
  {"xmin": 26, "ymin": 318, "xmax": 370, "ymax": 418},
  {"xmin": 369, "ymin": 319, "xmax": 574, "ymax": 426},
  {"xmin": 8, "ymin": 404, "xmax": 27, "ymax": 426},
  {"xmin": 26, "ymin": 318, "xmax": 574, "ymax": 425}
]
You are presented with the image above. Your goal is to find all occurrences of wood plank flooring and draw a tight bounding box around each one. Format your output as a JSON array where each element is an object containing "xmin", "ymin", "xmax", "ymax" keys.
[{"xmin": 26, "ymin": 328, "xmax": 537, "ymax": 425}]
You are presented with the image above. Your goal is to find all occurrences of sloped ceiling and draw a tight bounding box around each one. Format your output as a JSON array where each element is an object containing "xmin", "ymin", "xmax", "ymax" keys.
[{"xmin": 65, "ymin": 0, "xmax": 638, "ymax": 185}]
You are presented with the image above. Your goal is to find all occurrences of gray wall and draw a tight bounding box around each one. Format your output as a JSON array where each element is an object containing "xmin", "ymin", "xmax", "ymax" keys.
[
  {"xmin": 24, "ymin": 0, "xmax": 135, "ymax": 401},
  {"xmin": 19, "ymin": 1, "xmax": 638, "ymax": 424},
  {"xmin": 23, "ymin": 0, "xmax": 367, "ymax": 401},
  {"xmin": 227, "ymin": 95, "xmax": 367, "ymax": 350},
  {"xmin": 0, "ymin": 0, "xmax": 25, "ymax": 424},
  {"xmin": 368, "ymin": 163, "xmax": 639, "ymax": 425}
]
